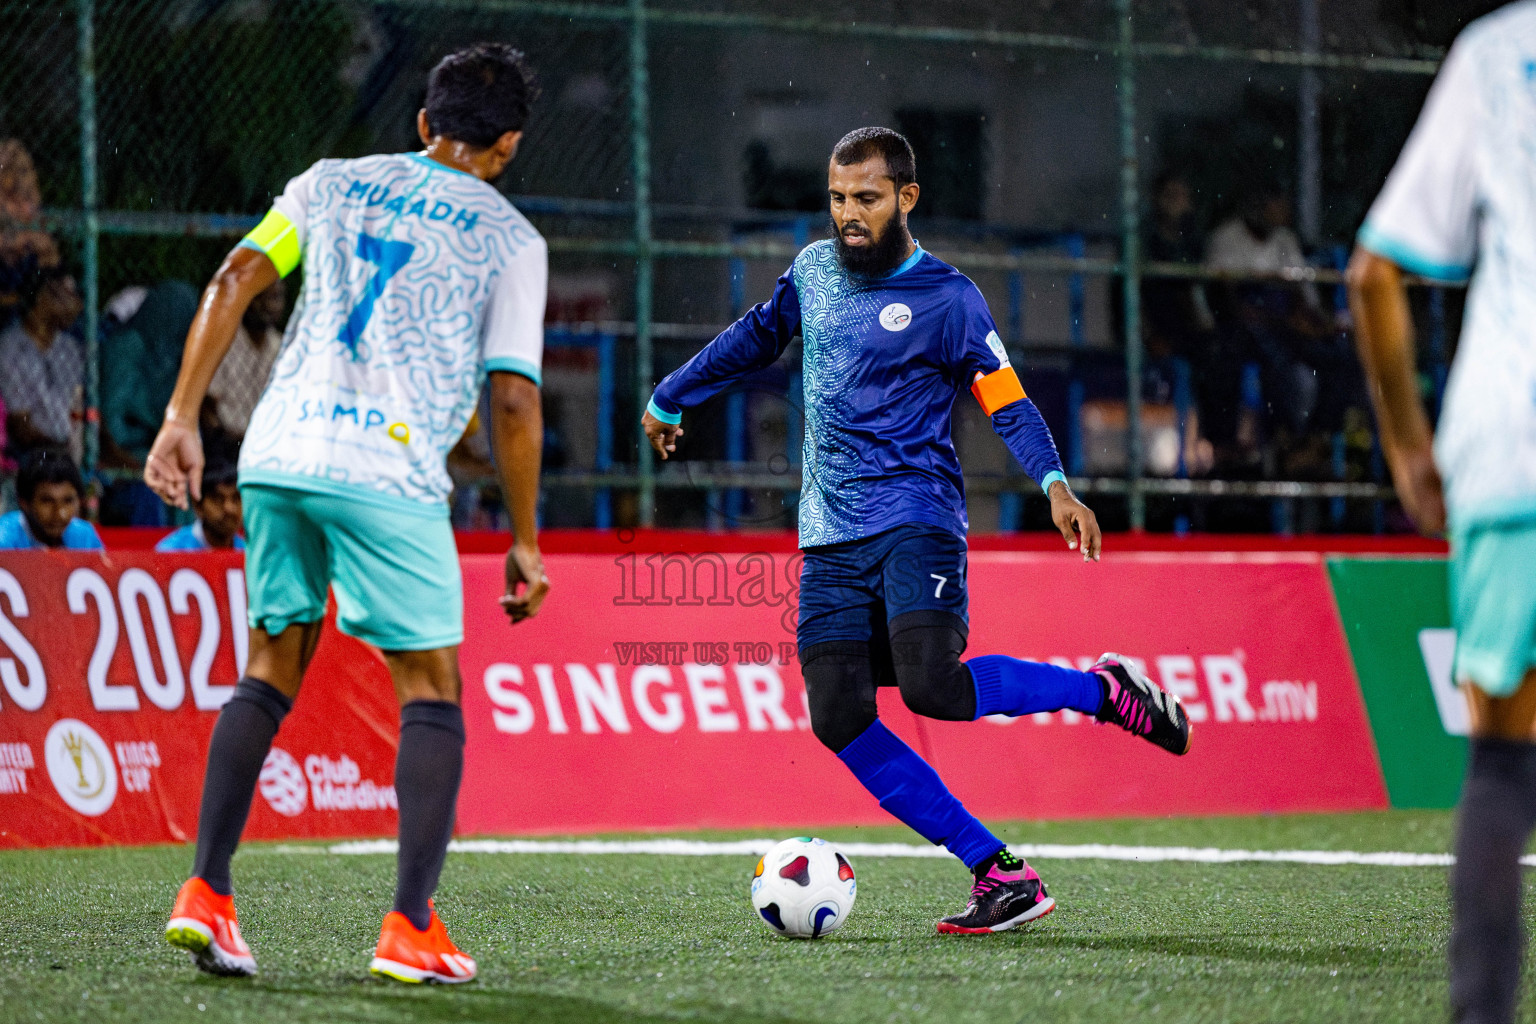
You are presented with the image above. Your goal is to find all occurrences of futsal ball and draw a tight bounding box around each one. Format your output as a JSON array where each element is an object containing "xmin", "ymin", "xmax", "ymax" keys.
[{"xmin": 750, "ymin": 837, "xmax": 856, "ymax": 939}]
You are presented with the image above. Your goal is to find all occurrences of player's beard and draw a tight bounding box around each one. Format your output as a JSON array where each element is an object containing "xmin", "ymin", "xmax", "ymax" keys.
[{"xmin": 832, "ymin": 214, "xmax": 911, "ymax": 279}]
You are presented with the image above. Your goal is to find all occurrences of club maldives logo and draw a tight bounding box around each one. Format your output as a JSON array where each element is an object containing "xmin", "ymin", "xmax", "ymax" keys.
[
  {"xmin": 44, "ymin": 719, "xmax": 118, "ymax": 817},
  {"xmin": 878, "ymin": 303, "xmax": 913, "ymax": 332},
  {"xmin": 259, "ymin": 747, "xmax": 308, "ymax": 817},
  {"xmin": 259, "ymin": 747, "xmax": 397, "ymax": 816}
]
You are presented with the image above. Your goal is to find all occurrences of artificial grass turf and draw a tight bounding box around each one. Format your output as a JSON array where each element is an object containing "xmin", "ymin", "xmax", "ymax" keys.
[{"xmin": 0, "ymin": 810, "xmax": 1522, "ymax": 1024}]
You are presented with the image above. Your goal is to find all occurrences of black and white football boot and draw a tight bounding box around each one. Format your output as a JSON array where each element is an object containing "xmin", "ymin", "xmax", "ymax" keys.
[{"xmin": 1091, "ymin": 652, "xmax": 1192, "ymax": 755}]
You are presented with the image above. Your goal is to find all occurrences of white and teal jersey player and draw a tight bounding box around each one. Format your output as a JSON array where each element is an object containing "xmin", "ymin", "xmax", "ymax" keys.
[
  {"xmin": 145, "ymin": 43, "xmax": 550, "ymax": 986},
  {"xmin": 234, "ymin": 150, "xmax": 545, "ymax": 647},
  {"xmin": 1349, "ymin": 6, "xmax": 1536, "ymax": 1021}
]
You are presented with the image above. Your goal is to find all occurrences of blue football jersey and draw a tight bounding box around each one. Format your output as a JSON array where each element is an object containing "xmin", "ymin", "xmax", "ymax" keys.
[
  {"xmin": 0, "ymin": 510, "xmax": 104, "ymax": 550},
  {"xmin": 650, "ymin": 242, "xmax": 1064, "ymax": 547},
  {"xmin": 154, "ymin": 522, "xmax": 246, "ymax": 552}
]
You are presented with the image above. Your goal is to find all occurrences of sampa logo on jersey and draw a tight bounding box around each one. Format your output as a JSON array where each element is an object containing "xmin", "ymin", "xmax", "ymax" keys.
[
  {"xmin": 879, "ymin": 303, "xmax": 913, "ymax": 332},
  {"xmin": 44, "ymin": 719, "xmax": 118, "ymax": 817}
]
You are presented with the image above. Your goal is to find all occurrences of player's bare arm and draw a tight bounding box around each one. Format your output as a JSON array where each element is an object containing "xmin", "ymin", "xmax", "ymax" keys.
[
  {"xmin": 1345, "ymin": 247, "xmax": 1446, "ymax": 535},
  {"xmin": 490, "ymin": 370, "xmax": 550, "ymax": 624},
  {"xmin": 1048, "ymin": 479, "xmax": 1101, "ymax": 561},
  {"xmin": 144, "ymin": 245, "xmax": 279, "ymax": 509}
]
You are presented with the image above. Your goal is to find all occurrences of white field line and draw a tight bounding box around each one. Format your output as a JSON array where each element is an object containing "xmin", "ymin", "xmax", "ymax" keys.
[{"xmin": 312, "ymin": 837, "xmax": 1510, "ymax": 868}]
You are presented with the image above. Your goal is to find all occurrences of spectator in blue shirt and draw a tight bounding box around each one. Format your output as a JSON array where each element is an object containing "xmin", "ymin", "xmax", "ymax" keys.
[
  {"xmin": 155, "ymin": 459, "xmax": 244, "ymax": 552},
  {"xmin": 0, "ymin": 447, "xmax": 103, "ymax": 550}
]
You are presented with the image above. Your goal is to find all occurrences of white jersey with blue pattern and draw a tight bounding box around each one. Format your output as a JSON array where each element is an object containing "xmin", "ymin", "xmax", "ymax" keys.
[
  {"xmin": 1359, "ymin": 2, "xmax": 1536, "ymax": 528},
  {"xmin": 239, "ymin": 152, "xmax": 547, "ymax": 511}
]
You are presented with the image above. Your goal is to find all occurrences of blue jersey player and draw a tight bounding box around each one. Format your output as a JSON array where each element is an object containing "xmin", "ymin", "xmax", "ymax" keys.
[
  {"xmin": 144, "ymin": 44, "xmax": 550, "ymax": 983},
  {"xmin": 644, "ymin": 128, "xmax": 1192, "ymax": 935}
]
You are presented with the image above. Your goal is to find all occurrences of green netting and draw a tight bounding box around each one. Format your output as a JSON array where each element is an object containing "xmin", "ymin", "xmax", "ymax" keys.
[{"xmin": 0, "ymin": 0, "xmax": 1468, "ymax": 530}]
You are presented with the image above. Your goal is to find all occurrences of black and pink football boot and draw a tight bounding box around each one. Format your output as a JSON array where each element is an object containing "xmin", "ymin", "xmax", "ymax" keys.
[
  {"xmin": 937, "ymin": 850, "xmax": 1055, "ymax": 935},
  {"xmin": 1092, "ymin": 652, "xmax": 1192, "ymax": 755}
]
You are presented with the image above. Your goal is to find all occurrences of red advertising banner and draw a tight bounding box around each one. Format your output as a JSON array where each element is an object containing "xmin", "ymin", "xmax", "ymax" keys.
[
  {"xmin": 0, "ymin": 546, "xmax": 1387, "ymax": 848},
  {"xmin": 0, "ymin": 552, "xmax": 400, "ymax": 848},
  {"xmin": 456, "ymin": 549, "xmax": 1387, "ymax": 835}
]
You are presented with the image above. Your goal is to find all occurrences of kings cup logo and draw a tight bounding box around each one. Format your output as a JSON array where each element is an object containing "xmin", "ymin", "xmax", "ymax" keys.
[
  {"xmin": 259, "ymin": 747, "xmax": 308, "ymax": 817},
  {"xmin": 879, "ymin": 303, "xmax": 913, "ymax": 332},
  {"xmin": 44, "ymin": 719, "xmax": 118, "ymax": 817}
]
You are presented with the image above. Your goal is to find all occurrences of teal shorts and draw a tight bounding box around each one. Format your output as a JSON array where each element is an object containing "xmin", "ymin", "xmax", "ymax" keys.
[
  {"xmin": 1451, "ymin": 519, "xmax": 1536, "ymax": 697},
  {"xmin": 241, "ymin": 484, "xmax": 463, "ymax": 650}
]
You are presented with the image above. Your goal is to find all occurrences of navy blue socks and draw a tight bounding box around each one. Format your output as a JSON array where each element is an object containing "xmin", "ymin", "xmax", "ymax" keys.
[
  {"xmin": 967, "ymin": 655, "xmax": 1104, "ymax": 719},
  {"xmin": 837, "ymin": 720, "xmax": 1004, "ymax": 870},
  {"xmin": 393, "ymin": 700, "xmax": 466, "ymax": 931},
  {"xmin": 1450, "ymin": 737, "xmax": 1536, "ymax": 1024},
  {"xmin": 192, "ymin": 677, "xmax": 293, "ymax": 896}
]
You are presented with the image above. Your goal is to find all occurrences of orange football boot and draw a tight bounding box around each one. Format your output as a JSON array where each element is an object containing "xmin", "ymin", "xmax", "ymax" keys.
[
  {"xmin": 369, "ymin": 902, "xmax": 477, "ymax": 984},
  {"xmin": 164, "ymin": 877, "xmax": 257, "ymax": 976}
]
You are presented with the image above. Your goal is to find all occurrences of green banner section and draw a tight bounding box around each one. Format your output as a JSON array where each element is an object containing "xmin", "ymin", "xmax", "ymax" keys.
[{"xmin": 1327, "ymin": 557, "xmax": 1464, "ymax": 808}]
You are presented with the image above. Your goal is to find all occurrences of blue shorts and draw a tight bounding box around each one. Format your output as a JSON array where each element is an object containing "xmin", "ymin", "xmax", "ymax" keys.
[
  {"xmin": 241, "ymin": 484, "xmax": 463, "ymax": 651},
  {"xmin": 797, "ymin": 523, "xmax": 968, "ymax": 652},
  {"xmin": 1451, "ymin": 518, "xmax": 1536, "ymax": 697}
]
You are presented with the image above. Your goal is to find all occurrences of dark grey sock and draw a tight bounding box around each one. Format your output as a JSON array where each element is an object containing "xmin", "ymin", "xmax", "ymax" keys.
[
  {"xmin": 393, "ymin": 700, "xmax": 465, "ymax": 931},
  {"xmin": 1450, "ymin": 737, "xmax": 1536, "ymax": 1024},
  {"xmin": 192, "ymin": 677, "xmax": 293, "ymax": 896}
]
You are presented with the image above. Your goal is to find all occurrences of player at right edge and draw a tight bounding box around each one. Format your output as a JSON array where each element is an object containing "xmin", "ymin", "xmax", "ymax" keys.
[{"xmin": 1349, "ymin": 5, "xmax": 1536, "ymax": 1022}]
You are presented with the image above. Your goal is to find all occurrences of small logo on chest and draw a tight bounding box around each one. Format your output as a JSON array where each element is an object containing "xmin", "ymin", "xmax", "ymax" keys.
[{"xmin": 879, "ymin": 303, "xmax": 913, "ymax": 332}]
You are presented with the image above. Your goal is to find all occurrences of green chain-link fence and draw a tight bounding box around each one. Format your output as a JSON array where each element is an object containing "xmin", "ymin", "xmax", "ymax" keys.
[{"xmin": 0, "ymin": 0, "xmax": 1459, "ymax": 532}]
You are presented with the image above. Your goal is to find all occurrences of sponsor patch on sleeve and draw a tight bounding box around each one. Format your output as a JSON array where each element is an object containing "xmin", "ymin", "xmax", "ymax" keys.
[{"xmin": 984, "ymin": 330, "xmax": 1011, "ymax": 368}]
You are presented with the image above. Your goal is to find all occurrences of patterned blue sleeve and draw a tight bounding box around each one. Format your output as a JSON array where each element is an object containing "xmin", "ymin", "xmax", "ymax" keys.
[
  {"xmin": 944, "ymin": 285, "xmax": 1066, "ymax": 492},
  {"xmin": 992, "ymin": 399, "xmax": 1067, "ymax": 492},
  {"xmin": 649, "ymin": 266, "xmax": 801, "ymax": 418}
]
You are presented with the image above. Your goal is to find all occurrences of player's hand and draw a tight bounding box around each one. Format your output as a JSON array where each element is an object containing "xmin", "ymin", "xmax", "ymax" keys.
[
  {"xmin": 501, "ymin": 542, "xmax": 550, "ymax": 625},
  {"xmin": 1048, "ymin": 479, "xmax": 1102, "ymax": 562},
  {"xmin": 1386, "ymin": 443, "xmax": 1447, "ymax": 537},
  {"xmin": 642, "ymin": 409, "xmax": 684, "ymax": 460},
  {"xmin": 143, "ymin": 415, "xmax": 204, "ymax": 510}
]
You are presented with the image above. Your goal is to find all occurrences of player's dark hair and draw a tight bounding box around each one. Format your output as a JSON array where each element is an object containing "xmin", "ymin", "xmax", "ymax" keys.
[
  {"xmin": 424, "ymin": 42, "xmax": 539, "ymax": 148},
  {"xmin": 16, "ymin": 447, "xmax": 84, "ymax": 502},
  {"xmin": 200, "ymin": 459, "xmax": 240, "ymax": 493},
  {"xmin": 831, "ymin": 127, "xmax": 917, "ymax": 188}
]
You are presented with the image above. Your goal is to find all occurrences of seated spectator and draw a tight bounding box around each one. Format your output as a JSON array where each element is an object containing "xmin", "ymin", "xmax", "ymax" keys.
[
  {"xmin": 1144, "ymin": 173, "xmax": 1215, "ymax": 358},
  {"xmin": 97, "ymin": 280, "xmax": 199, "ymax": 527},
  {"xmin": 0, "ymin": 265, "xmax": 84, "ymax": 462},
  {"xmin": 0, "ymin": 140, "xmax": 61, "ymax": 327},
  {"xmin": 102, "ymin": 280, "xmax": 200, "ymax": 461},
  {"xmin": 155, "ymin": 460, "xmax": 244, "ymax": 552},
  {"xmin": 1206, "ymin": 184, "xmax": 1359, "ymax": 470},
  {"xmin": 1142, "ymin": 173, "xmax": 1224, "ymax": 466},
  {"xmin": 206, "ymin": 278, "xmax": 284, "ymax": 441},
  {"xmin": 0, "ymin": 448, "xmax": 103, "ymax": 550}
]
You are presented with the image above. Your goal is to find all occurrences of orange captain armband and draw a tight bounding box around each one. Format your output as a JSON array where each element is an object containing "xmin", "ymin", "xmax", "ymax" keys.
[{"xmin": 970, "ymin": 367, "xmax": 1026, "ymax": 416}]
